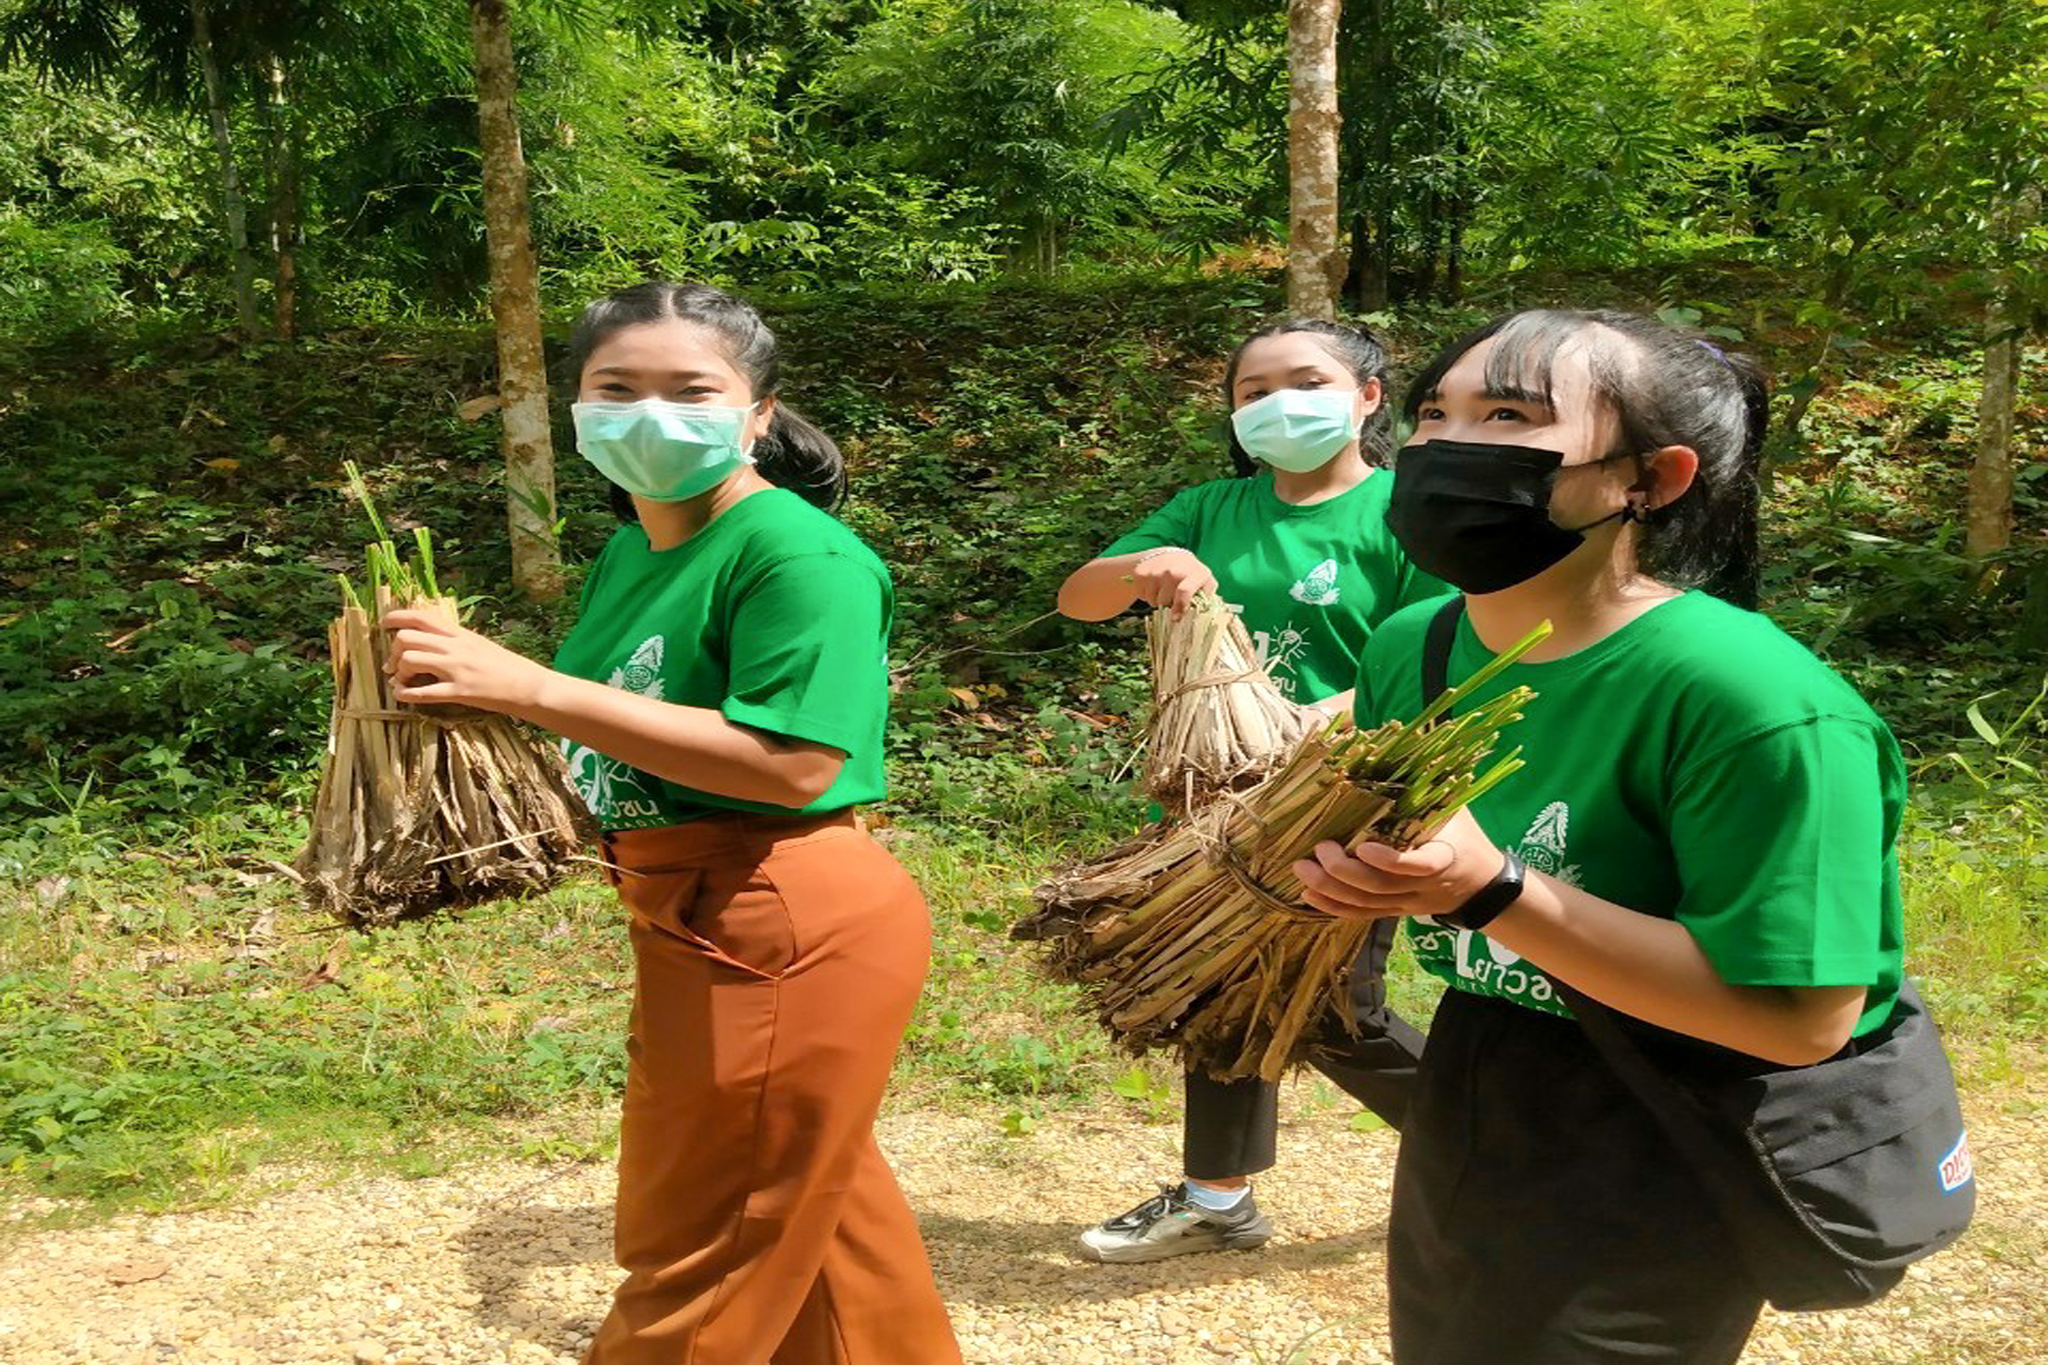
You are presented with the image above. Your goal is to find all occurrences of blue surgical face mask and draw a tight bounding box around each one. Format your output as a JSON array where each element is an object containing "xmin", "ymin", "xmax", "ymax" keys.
[
  {"xmin": 571, "ymin": 397, "xmax": 759, "ymax": 502},
  {"xmin": 1230, "ymin": 387, "xmax": 1362, "ymax": 472}
]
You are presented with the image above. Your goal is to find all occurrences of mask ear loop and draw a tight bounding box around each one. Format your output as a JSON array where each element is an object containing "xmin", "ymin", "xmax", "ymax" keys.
[
  {"xmin": 1561, "ymin": 450, "xmax": 1652, "ymax": 534},
  {"xmin": 740, "ymin": 399, "xmax": 767, "ymax": 461},
  {"xmin": 1623, "ymin": 449, "xmax": 1664, "ymax": 523}
]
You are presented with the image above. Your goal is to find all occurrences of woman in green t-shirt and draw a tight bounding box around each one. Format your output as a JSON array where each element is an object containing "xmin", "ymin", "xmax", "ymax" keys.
[
  {"xmin": 1058, "ymin": 319, "xmax": 1445, "ymax": 1263},
  {"xmin": 380, "ymin": 282, "xmax": 960, "ymax": 1365},
  {"xmin": 1297, "ymin": 309, "xmax": 1911, "ymax": 1363}
]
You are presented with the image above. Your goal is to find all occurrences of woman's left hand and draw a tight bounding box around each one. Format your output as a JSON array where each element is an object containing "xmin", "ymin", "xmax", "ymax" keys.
[
  {"xmin": 382, "ymin": 608, "xmax": 552, "ymax": 715},
  {"xmin": 1293, "ymin": 806, "xmax": 1506, "ymax": 921}
]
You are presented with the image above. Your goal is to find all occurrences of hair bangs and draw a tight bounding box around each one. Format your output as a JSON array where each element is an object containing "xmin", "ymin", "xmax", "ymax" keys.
[{"xmin": 1481, "ymin": 310, "xmax": 1633, "ymax": 413}]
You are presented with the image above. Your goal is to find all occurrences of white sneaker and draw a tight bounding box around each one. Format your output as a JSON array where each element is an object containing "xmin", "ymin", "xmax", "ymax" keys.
[{"xmin": 1077, "ymin": 1182, "xmax": 1274, "ymax": 1264}]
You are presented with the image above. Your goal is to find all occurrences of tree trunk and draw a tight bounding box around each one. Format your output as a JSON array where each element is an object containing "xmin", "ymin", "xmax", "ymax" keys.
[
  {"xmin": 1778, "ymin": 245, "xmax": 1868, "ymax": 441},
  {"xmin": 1967, "ymin": 210, "xmax": 2035, "ymax": 561},
  {"xmin": 188, "ymin": 0, "xmax": 262, "ymax": 337},
  {"xmin": 1443, "ymin": 127, "xmax": 1471, "ymax": 301},
  {"xmin": 1344, "ymin": 213, "xmax": 1386, "ymax": 311},
  {"xmin": 1967, "ymin": 188, "xmax": 2041, "ymax": 560},
  {"xmin": 468, "ymin": 0, "xmax": 562, "ymax": 601},
  {"xmin": 1285, "ymin": 0, "xmax": 1344, "ymax": 318},
  {"xmin": 1414, "ymin": 184, "xmax": 1441, "ymax": 302},
  {"xmin": 273, "ymin": 143, "xmax": 299, "ymax": 339},
  {"xmin": 1967, "ymin": 303, "xmax": 2024, "ymax": 559},
  {"xmin": 1776, "ymin": 336, "xmax": 1832, "ymax": 460},
  {"xmin": 1011, "ymin": 213, "xmax": 1057, "ymax": 275},
  {"xmin": 1445, "ymin": 202, "xmax": 1466, "ymax": 300},
  {"xmin": 1346, "ymin": 0, "xmax": 1394, "ymax": 312},
  {"xmin": 265, "ymin": 56, "xmax": 301, "ymax": 340}
]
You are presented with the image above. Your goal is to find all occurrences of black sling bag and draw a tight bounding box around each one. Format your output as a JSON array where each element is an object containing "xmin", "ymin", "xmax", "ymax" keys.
[{"xmin": 1419, "ymin": 597, "xmax": 1975, "ymax": 1311}]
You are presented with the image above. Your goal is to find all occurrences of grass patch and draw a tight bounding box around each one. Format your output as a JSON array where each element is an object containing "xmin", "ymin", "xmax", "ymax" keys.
[
  {"xmin": 0, "ymin": 733, "xmax": 1131, "ymax": 1207},
  {"xmin": 1903, "ymin": 797, "xmax": 2048, "ymax": 1031}
]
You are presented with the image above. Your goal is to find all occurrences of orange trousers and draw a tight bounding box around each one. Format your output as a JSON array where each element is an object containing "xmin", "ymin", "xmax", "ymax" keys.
[{"xmin": 583, "ymin": 812, "xmax": 962, "ymax": 1365}]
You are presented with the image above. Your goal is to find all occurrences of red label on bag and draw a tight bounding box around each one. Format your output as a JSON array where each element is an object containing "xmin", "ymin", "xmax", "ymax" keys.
[{"xmin": 1938, "ymin": 1132, "xmax": 1973, "ymax": 1193}]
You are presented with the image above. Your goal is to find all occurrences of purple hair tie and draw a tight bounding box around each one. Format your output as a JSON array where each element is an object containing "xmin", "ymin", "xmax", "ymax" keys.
[{"xmin": 1695, "ymin": 339, "xmax": 1734, "ymax": 369}]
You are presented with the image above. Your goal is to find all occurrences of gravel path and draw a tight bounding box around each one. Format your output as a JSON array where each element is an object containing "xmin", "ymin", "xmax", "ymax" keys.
[{"xmin": 1, "ymin": 1081, "xmax": 2042, "ymax": 1365}]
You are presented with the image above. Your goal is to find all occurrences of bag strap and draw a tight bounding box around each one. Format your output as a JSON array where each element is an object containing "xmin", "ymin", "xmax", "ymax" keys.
[
  {"xmin": 1414, "ymin": 598, "xmax": 1799, "ymax": 1243},
  {"xmin": 1555, "ymin": 982, "xmax": 1833, "ymax": 1271},
  {"xmin": 1552, "ymin": 981, "xmax": 1747, "ymax": 1166},
  {"xmin": 1421, "ymin": 596, "xmax": 1464, "ymax": 708}
]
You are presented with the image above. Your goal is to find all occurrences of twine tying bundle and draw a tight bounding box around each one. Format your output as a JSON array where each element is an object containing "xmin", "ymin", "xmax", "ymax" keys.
[{"xmin": 1152, "ymin": 664, "xmax": 1271, "ymax": 710}]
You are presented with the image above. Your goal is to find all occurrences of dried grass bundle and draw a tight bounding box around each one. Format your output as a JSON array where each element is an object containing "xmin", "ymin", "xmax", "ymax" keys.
[
  {"xmin": 1142, "ymin": 592, "xmax": 1319, "ymax": 812},
  {"xmin": 1017, "ymin": 619, "xmax": 1550, "ymax": 1082},
  {"xmin": 294, "ymin": 464, "xmax": 593, "ymax": 925}
]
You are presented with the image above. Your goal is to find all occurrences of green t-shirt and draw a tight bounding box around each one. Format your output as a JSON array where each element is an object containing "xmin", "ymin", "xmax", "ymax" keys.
[
  {"xmin": 1354, "ymin": 591, "xmax": 1906, "ymax": 1038},
  {"xmin": 551, "ymin": 489, "xmax": 893, "ymax": 829},
  {"xmin": 1102, "ymin": 471, "xmax": 1444, "ymax": 705}
]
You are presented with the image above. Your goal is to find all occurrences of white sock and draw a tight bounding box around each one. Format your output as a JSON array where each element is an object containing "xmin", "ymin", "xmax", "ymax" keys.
[{"xmin": 1184, "ymin": 1181, "xmax": 1250, "ymax": 1211}]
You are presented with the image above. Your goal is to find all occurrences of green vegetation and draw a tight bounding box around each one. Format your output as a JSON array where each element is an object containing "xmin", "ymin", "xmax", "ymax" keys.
[{"xmin": 0, "ymin": 0, "xmax": 2042, "ymax": 1209}]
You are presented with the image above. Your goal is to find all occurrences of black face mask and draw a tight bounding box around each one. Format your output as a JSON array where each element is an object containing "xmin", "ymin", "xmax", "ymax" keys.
[{"xmin": 1385, "ymin": 439, "xmax": 1637, "ymax": 594}]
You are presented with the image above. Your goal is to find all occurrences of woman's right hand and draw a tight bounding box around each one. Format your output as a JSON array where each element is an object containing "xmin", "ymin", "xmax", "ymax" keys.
[{"xmin": 1129, "ymin": 549, "xmax": 1219, "ymax": 618}]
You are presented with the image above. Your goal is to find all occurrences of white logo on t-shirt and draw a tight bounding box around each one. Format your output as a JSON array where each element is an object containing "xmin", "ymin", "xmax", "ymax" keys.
[
  {"xmin": 562, "ymin": 634, "xmax": 669, "ymax": 822},
  {"xmin": 1289, "ymin": 558, "xmax": 1341, "ymax": 607},
  {"xmin": 562, "ymin": 741, "xmax": 659, "ymax": 821},
  {"xmin": 1518, "ymin": 801, "xmax": 1582, "ymax": 886},
  {"xmin": 611, "ymin": 634, "xmax": 666, "ymax": 700},
  {"xmin": 1251, "ymin": 622, "xmax": 1312, "ymax": 698},
  {"xmin": 1425, "ymin": 802, "xmax": 1579, "ymax": 989}
]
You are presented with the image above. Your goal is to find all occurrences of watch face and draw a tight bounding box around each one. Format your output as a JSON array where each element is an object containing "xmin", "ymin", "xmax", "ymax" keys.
[{"xmin": 1448, "ymin": 850, "xmax": 1525, "ymax": 931}]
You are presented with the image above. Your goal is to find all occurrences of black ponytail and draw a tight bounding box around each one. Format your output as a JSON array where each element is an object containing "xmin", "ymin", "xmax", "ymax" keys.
[
  {"xmin": 1221, "ymin": 317, "xmax": 1393, "ymax": 476},
  {"xmin": 570, "ymin": 280, "xmax": 848, "ymax": 512},
  {"xmin": 1694, "ymin": 344, "xmax": 1768, "ymax": 609},
  {"xmin": 754, "ymin": 402, "xmax": 847, "ymax": 507},
  {"xmin": 1399, "ymin": 309, "xmax": 1770, "ymax": 609}
]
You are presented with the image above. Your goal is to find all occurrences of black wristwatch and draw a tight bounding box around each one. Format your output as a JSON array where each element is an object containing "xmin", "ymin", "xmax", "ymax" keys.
[{"xmin": 1439, "ymin": 848, "xmax": 1527, "ymax": 931}]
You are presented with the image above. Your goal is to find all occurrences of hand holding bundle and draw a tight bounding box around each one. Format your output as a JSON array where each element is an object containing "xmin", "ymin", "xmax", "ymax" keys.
[
  {"xmin": 1018, "ymin": 613, "xmax": 1549, "ymax": 1082},
  {"xmin": 294, "ymin": 464, "xmax": 593, "ymax": 924}
]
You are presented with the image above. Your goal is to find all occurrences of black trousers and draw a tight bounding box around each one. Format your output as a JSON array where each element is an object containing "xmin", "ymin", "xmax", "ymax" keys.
[
  {"xmin": 1182, "ymin": 916, "xmax": 1426, "ymax": 1180},
  {"xmin": 1389, "ymin": 990, "xmax": 1764, "ymax": 1365}
]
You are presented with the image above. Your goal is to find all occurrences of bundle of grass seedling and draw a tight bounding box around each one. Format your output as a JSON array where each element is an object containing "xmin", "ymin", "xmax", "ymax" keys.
[
  {"xmin": 295, "ymin": 463, "xmax": 592, "ymax": 925},
  {"xmin": 1017, "ymin": 619, "xmax": 1551, "ymax": 1082},
  {"xmin": 1143, "ymin": 592, "xmax": 1320, "ymax": 812}
]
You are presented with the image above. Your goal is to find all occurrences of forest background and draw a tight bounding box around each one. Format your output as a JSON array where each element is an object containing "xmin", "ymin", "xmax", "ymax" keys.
[{"xmin": 0, "ymin": 0, "xmax": 2044, "ymax": 1207}]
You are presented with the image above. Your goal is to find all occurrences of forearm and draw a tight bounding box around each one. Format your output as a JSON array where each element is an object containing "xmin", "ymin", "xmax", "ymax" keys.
[
  {"xmin": 513, "ymin": 672, "xmax": 842, "ymax": 808},
  {"xmin": 1057, "ymin": 554, "xmax": 1149, "ymax": 621},
  {"xmin": 1485, "ymin": 874, "xmax": 1865, "ymax": 1065}
]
